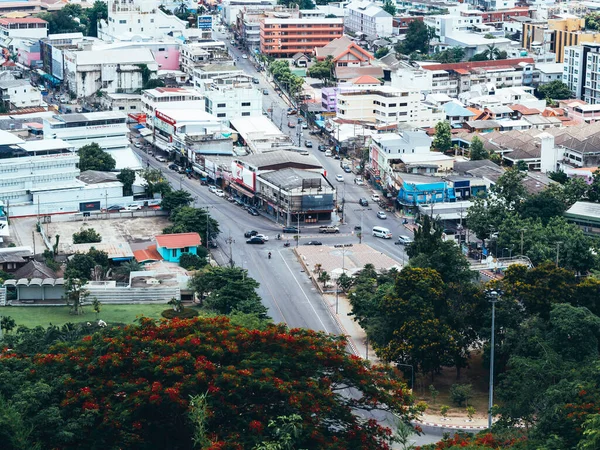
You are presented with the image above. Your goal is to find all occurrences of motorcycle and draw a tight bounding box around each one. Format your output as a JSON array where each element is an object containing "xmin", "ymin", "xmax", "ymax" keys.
[{"xmin": 283, "ymin": 242, "xmax": 291, "ymax": 248}]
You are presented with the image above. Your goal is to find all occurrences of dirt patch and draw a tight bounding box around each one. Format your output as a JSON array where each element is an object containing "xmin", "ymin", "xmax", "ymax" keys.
[{"xmin": 46, "ymin": 216, "xmax": 171, "ymax": 249}]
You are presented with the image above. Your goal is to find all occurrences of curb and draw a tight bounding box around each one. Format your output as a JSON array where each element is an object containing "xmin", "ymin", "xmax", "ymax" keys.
[{"xmin": 415, "ymin": 420, "xmax": 489, "ymax": 431}]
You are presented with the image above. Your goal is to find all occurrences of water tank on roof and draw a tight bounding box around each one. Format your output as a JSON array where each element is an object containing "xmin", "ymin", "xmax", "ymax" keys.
[{"xmin": 520, "ymin": 51, "xmax": 528, "ymax": 56}]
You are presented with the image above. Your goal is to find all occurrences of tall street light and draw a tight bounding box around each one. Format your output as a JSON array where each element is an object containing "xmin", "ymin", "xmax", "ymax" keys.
[{"xmin": 485, "ymin": 288, "xmax": 503, "ymax": 429}]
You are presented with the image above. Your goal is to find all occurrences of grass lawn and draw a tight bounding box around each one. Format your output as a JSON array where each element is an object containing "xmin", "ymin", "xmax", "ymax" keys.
[{"xmin": 1, "ymin": 304, "xmax": 173, "ymax": 328}]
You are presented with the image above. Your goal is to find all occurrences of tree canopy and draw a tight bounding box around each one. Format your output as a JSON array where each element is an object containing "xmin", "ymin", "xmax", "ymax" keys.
[
  {"xmin": 535, "ymin": 80, "xmax": 573, "ymax": 100},
  {"xmin": 163, "ymin": 207, "xmax": 220, "ymax": 243},
  {"xmin": 394, "ymin": 21, "xmax": 432, "ymax": 55},
  {"xmin": 0, "ymin": 317, "xmax": 418, "ymax": 449},
  {"xmin": 77, "ymin": 143, "xmax": 116, "ymax": 172},
  {"xmin": 160, "ymin": 189, "xmax": 193, "ymax": 213},
  {"xmin": 432, "ymin": 121, "xmax": 452, "ymax": 153}
]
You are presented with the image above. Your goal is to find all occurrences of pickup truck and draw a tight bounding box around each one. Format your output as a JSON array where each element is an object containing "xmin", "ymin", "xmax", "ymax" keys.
[{"xmin": 319, "ymin": 226, "xmax": 340, "ymax": 234}]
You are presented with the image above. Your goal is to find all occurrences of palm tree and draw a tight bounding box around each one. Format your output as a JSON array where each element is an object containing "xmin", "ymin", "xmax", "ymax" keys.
[
  {"xmin": 317, "ymin": 271, "xmax": 331, "ymax": 288},
  {"xmin": 114, "ymin": 260, "xmax": 142, "ymax": 282},
  {"xmin": 483, "ymin": 44, "xmax": 500, "ymax": 61}
]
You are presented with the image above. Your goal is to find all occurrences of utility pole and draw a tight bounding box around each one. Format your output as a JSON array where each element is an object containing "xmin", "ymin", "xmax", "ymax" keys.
[
  {"xmin": 520, "ymin": 228, "xmax": 526, "ymax": 256},
  {"xmin": 485, "ymin": 289, "xmax": 503, "ymax": 430},
  {"xmin": 226, "ymin": 235, "xmax": 235, "ymax": 267},
  {"xmin": 556, "ymin": 241, "xmax": 563, "ymax": 267}
]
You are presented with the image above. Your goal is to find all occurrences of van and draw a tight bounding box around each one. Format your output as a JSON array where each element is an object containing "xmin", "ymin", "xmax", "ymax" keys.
[{"xmin": 372, "ymin": 226, "xmax": 392, "ymax": 239}]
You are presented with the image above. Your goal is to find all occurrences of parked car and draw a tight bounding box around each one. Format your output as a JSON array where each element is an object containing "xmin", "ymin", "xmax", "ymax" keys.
[
  {"xmin": 343, "ymin": 165, "xmax": 352, "ymax": 173},
  {"xmin": 247, "ymin": 207, "xmax": 259, "ymax": 216},
  {"xmin": 305, "ymin": 140, "xmax": 313, "ymax": 148},
  {"xmin": 168, "ymin": 163, "xmax": 180, "ymax": 171},
  {"xmin": 244, "ymin": 230, "xmax": 258, "ymax": 238},
  {"xmin": 305, "ymin": 241, "xmax": 322, "ymax": 246},
  {"xmin": 319, "ymin": 226, "xmax": 339, "ymax": 234},
  {"xmin": 288, "ymin": 121, "xmax": 295, "ymax": 128},
  {"xmin": 242, "ymin": 54, "xmax": 248, "ymax": 59},
  {"xmin": 155, "ymin": 155, "xmax": 167, "ymax": 162},
  {"xmin": 214, "ymin": 189, "xmax": 225, "ymax": 197},
  {"xmin": 302, "ymin": 123, "xmax": 308, "ymax": 129},
  {"xmin": 287, "ymin": 108, "xmax": 297, "ymax": 115},
  {"xmin": 377, "ymin": 211, "xmax": 387, "ymax": 219},
  {"xmin": 252, "ymin": 77, "xmax": 259, "ymax": 84},
  {"xmin": 282, "ymin": 226, "xmax": 300, "ymax": 234},
  {"xmin": 103, "ymin": 205, "xmax": 123, "ymax": 213},
  {"xmin": 246, "ymin": 236, "xmax": 265, "ymax": 244},
  {"xmin": 318, "ymin": 145, "xmax": 327, "ymax": 152},
  {"xmin": 255, "ymin": 234, "xmax": 269, "ymax": 241},
  {"xmin": 324, "ymin": 150, "xmax": 332, "ymax": 157},
  {"xmin": 134, "ymin": 142, "xmax": 142, "ymax": 148},
  {"xmin": 208, "ymin": 186, "xmax": 217, "ymax": 193},
  {"xmin": 359, "ymin": 198, "xmax": 369, "ymax": 207},
  {"xmin": 355, "ymin": 177, "xmax": 364, "ymax": 185},
  {"xmin": 123, "ymin": 204, "xmax": 143, "ymax": 211},
  {"xmin": 333, "ymin": 154, "xmax": 341, "ymax": 160},
  {"xmin": 263, "ymin": 89, "xmax": 269, "ymax": 95},
  {"xmin": 371, "ymin": 193, "xmax": 381, "ymax": 202},
  {"xmin": 395, "ymin": 235, "xmax": 414, "ymax": 245},
  {"xmin": 335, "ymin": 174, "xmax": 344, "ymax": 182},
  {"xmin": 176, "ymin": 166, "xmax": 186, "ymax": 174}
]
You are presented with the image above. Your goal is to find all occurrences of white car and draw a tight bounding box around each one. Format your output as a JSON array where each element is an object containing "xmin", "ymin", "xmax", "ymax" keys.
[
  {"xmin": 242, "ymin": 54, "xmax": 248, "ymax": 59},
  {"xmin": 324, "ymin": 150, "xmax": 332, "ymax": 157},
  {"xmin": 123, "ymin": 204, "xmax": 143, "ymax": 211},
  {"xmin": 134, "ymin": 142, "xmax": 142, "ymax": 148},
  {"xmin": 208, "ymin": 186, "xmax": 217, "ymax": 193},
  {"xmin": 215, "ymin": 189, "xmax": 225, "ymax": 197},
  {"xmin": 155, "ymin": 155, "xmax": 167, "ymax": 163},
  {"xmin": 371, "ymin": 193, "xmax": 381, "ymax": 202},
  {"xmin": 355, "ymin": 177, "xmax": 364, "ymax": 185},
  {"xmin": 255, "ymin": 234, "xmax": 269, "ymax": 241},
  {"xmin": 377, "ymin": 211, "xmax": 387, "ymax": 220},
  {"xmin": 335, "ymin": 174, "xmax": 344, "ymax": 182}
]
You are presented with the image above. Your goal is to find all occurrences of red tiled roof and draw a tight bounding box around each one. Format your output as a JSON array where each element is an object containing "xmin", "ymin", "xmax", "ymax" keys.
[
  {"xmin": 421, "ymin": 58, "xmax": 535, "ymax": 72},
  {"xmin": 155, "ymin": 232, "xmax": 201, "ymax": 249},
  {"xmin": 0, "ymin": 18, "xmax": 47, "ymax": 25},
  {"xmin": 510, "ymin": 104, "xmax": 541, "ymax": 115},
  {"xmin": 133, "ymin": 245, "xmax": 163, "ymax": 263},
  {"xmin": 349, "ymin": 75, "xmax": 382, "ymax": 85}
]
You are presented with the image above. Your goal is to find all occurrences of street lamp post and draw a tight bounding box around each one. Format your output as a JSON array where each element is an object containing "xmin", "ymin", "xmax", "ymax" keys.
[
  {"xmin": 335, "ymin": 246, "xmax": 347, "ymax": 315},
  {"xmin": 485, "ymin": 288, "xmax": 503, "ymax": 429},
  {"xmin": 556, "ymin": 241, "xmax": 563, "ymax": 267}
]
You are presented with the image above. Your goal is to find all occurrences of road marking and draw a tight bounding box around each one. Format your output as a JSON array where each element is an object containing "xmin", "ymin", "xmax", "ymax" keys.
[{"xmin": 278, "ymin": 249, "xmax": 330, "ymax": 333}]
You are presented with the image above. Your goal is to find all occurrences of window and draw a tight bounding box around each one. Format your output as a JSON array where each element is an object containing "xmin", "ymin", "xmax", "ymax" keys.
[
  {"xmin": 119, "ymin": 20, "xmax": 126, "ymax": 24},
  {"xmin": 242, "ymin": 112, "xmax": 250, "ymax": 116},
  {"xmin": 241, "ymin": 102, "xmax": 251, "ymax": 106},
  {"xmin": 172, "ymin": 249, "xmax": 177, "ymax": 258},
  {"xmin": 118, "ymin": 106, "xmax": 125, "ymax": 110},
  {"xmin": 217, "ymin": 103, "xmax": 226, "ymax": 108},
  {"xmin": 217, "ymin": 113, "xmax": 226, "ymax": 117}
]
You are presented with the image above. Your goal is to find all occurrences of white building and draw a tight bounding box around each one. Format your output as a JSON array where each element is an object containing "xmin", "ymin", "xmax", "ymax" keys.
[
  {"xmin": 0, "ymin": 131, "xmax": 132, "ymax": 217},
  {"xmin": 43, "ymin": 111, "xmax": 141, "ymax": 170},
  {"xmin": 345, "ymin": 1, "xmax": 393, "ymax": 38},
  {"xmin": 98, "ymin": 0, "xmax": 187, "ymax": 42},
  {"xmin": 424, "ymin": 12, "xmax": 483, "ymax": 39},
  {"xmin": 180, "ymin": 41, "xmax": 231, "ymax": 77},
  {"xmin": 64, "ymin": 48, "xmax": 158, "ymax": 98},
  {"xmin": 459, "ymin": 85, "xmax": 545, "ymax": 110},
  {"xmin": 192, "ymin": 64, "xmax": 245, "ymax": 90},
  {"xmin": 0, "ymin": 80, "xmax": 44, "ymax": 109},
  {"xmin": 535, "ymin": 62, "xmax": 565, "ymax": 85},
  {"xmin": 0, "ymin": 17, "xmax": 48, "ymax": 40},
  {"xmin": 221, "ymin": 0, "xmax": 277, "ymax": 26},
  {"xmin": 230, "ymin": 116, "xmax": 293, "ymax": 154},
  {"xmin": 204, "ymin": 74, "xmax": 263, "ymax": 124},
  {"xmin": 336, "ymin": 86, "xmax": 445, "ymax": 128},
  {"xmin": 100, "ymin": 93, "xmax": 143, "ymax": 113},
  {"xmin": 564, "ymin": 43, "xmax": 600, "ymax": 103},
  {"xmin": 141, "ymin": 87, "xmax": 204, "ymax": 130}
]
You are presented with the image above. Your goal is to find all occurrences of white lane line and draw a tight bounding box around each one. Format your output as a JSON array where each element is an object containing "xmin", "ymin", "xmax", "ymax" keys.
[{"xmin": 278, "ymin": 250, "xmax": 330, "ymax": 333}]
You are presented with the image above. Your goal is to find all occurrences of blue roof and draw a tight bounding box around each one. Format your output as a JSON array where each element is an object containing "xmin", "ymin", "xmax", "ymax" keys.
[{"xmin": 443, "ymin": 102, "xmax": 475, "ymax": 118}]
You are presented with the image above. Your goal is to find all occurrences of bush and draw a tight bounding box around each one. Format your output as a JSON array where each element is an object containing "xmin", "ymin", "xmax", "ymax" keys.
[
  {"xmin": 450, "ymin": 383, "xmax": 473, "ymax": 407},
  {"xmin": 73, "ymin": 228, "xmax": 102, "ymax": 244},
  {"xmin": 179, "ymin": 252, "xmax": 206, "ymax": 270},
  {"xmin": 161, "ymin": 308, "xmax": 199, "ymax": 319}
]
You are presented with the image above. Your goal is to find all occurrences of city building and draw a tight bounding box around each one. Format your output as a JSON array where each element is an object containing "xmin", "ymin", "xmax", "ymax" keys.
[
  {"xmin": 523, "ymin": 17, "xmax": 600, "ymax": 63},
  {"xmin": 235, "ymin": 6, "xmax": 297, "ymax": 53},
  {"xmin": 0, "ymin": 130, "xmax": 132, "ymax": 217},
  {"xmin": 42, "ymin": 111, "xmax": 140, "ymax": 169},
  {"xmin": 0, "ymin": 17, "xmax": 47, "ymax": 40},
  {"xmin": 192, "ymin": 64, "xmax": 245, "ymax": 90},
  {"xmin": 0, "ymin": 80, "xmax": 44, "ymax": 110},
  {"xmin": 336, "ymin": 86, "xmax": 445, "ymax": 128},
  {"xmin": 90, "ymin": 40, "xmax": 181, "ymax": 71},
  {"xmin": 204, "ymin": 74, "xmax": 263, "ymax": 124},
  {"xmin": 345, "ymin": 1, "xmax": 393, "ymax": 38},
  {"xmin": 63, "ymin": 48, "xmax": 158, "ymax": 98},
  {"xmin": 100, "ymin": 93, "xmax": 143, "ymax": 113},
  {"xmin": 222, "ymin": 0, "xmax": 277, "ymax": 26},
  {"xmin": 98, "ymin": 0, "xmax": 187, "ymax": 42},
  {"xmin": 39, "ymin": 33, "xmax": 87, "ymax": 84},
  {"xmin": 180, "ymin": 41, "xmax": 231, "ymax": 77},
  {"xmin": 155, "ymin": 232, "xmax": 201, "ymax": 263},
  {"xmin": 314, "ymin": 36, "xmax": 382, "ymax": 81},
  {"xmin": 230, "ymin": 116, "xmax": 293, "ymax": 154},
  {"xmin": 564, "ymin": 43, "xmax": 600, "ymax": 104},
  {"xmin": 535, "ymin": 62, "xmax": 565, "ymax": 85},
  {"xmin": 141, "ymin": 87, "xmax": 204, "ymax": 130},
  {"xmin": 259, "ymin": 17, "xmax": 344, "ymax": 58}
]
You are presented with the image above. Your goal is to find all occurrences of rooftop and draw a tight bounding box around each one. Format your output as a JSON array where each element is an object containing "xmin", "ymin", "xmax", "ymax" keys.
[
  {"xmin": 19, "ymin": 139, "xmax": 73, "ymax": 152},
  {"xmin": 565, "ymin": 201, "xmax": 600, "ymax": 221},
  {"xmin": 156, "ymin": 232, "xmax": 202, "ymax": 249},
  {"xmin": 0, "ymin": 17, "xmax": 47, "ymax": 25},
  {"xmin": 239, "ymin": 150, "xmax": 322, "ymax": 170},
  {"xmin": 419, "ymin": 58, "xmax": 535, "ymax": 73},
  {"xmin": 0, "ymin": 79, "xmax": 32, "ymax": 88},
  {"xmin": 133, "ymin": 244, "xmax": 163, "ymax": 263},
  {"xmin": 263, "ymin": 17, "xmax": 343, "ymax": 24},
  {"xmin": 75, "ymin": 48, "xmax": 155, "ymax": 66},
  {"xmin": 260, "ymin": 168, "xmax": 327, "ymax": 190},
  {"xmin": 46, "ymin": 111, "xmax": 127, "ymax": 125},
  {"xmin": 78, "ymin": 170, "xmax": 119, "ymax": 185}
]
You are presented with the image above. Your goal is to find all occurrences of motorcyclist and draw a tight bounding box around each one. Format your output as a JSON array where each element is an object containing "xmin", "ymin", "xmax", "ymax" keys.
[{"xmin": 268, "ymin": 252, "xmax": 272, "ymax": 259}]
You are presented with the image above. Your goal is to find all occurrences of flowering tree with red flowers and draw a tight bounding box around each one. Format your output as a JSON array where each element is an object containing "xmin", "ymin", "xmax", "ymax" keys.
[{"xmin": 0, "ymin": 317, "xmax": 418, "ymax": 449}]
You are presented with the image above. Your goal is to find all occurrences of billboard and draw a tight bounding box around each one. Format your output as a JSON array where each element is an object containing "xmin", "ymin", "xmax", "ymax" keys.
[
  {"xmin": 79, "ymin": 201, "xmax": 101, "ymax": 212},
  {"xmin": 197, "ymin": 15, "xmax": 213, "ymax": 30},
  {"xmin": 231, "ymin": 162, "xmax": 255, "ymax": 191},
  {"xmin": 51, "ymin": 46, "xmax": 63, "ymax": 80}
]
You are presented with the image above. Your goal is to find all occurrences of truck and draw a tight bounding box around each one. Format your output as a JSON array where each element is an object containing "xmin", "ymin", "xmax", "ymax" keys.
[{"xmin": 319, "ymin": 226, "xmax": 340, "ymax": 234}]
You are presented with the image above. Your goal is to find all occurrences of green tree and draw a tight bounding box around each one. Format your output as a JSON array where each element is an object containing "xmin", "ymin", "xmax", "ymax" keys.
[
  {"xmin": 139, "ymin": 168, "xmax": 171, "ymax": 197},
  {"xmin": 307, "ymin": 56, "xmax": 334, "ymax": 83},
  {"xmin": 116, "ymin": 168, "xmax": 136, "ymax": 197},
  {"xmin": 164, "ymin": 207, "xmax": 220, "ymax": 243},
  {"xmin": 72, "ymin": 228, "xmax": 102, "ymax": 244},
  {"xmin": 179, "ymin": 252, "xmax": 207, "ymax": 270},
  {"xmin": 85, "ymin": 0, "xmax": 108, "ymax": 37},
  {"xmin": 0, "ymin": 316, "xmax": 16, "ymax": 334},
  {"xmin": 64, "ymin": 277, "xmax": 90, "ymax": 315},
  {"xmin": 535, "ymin": 80, "xmax": 573, "ymax": 100},
  {"xmin": 113, "ymin": 260, "xmax": 142, "ymax": 282},
  {"xmin": 336, "ymin": 272, "xmax": 353, "ymax": 293},
  {"xmin": 65, "ymin": 249, "xmax": 109, "ymax": 281},
  {"xmin": 450, "ymin": 384, "xmax": 473, "ymax": 407},
  {"xmin": 433, "ymin": 47, "xmax": 465, "ymax": 63},
  {"xmin": 395, "ymin": 20, "xmax": 432, "ymax": 55},
  {"xmin": 519, "ymin": 190, "xmax": 567, "ymax": 225},
  {"xmin": 374, "ymin": 47, "xmax": 390, "ymax": 59},
  {"xmin": 143, "ymin": 78, "xmax": 165, "ymax": 90},
  {"xmin": 382, "ymin": 0, "xmax": 396, "ymax": 16},
  {"xmin": 432, "ymin": 121, "xmax": 452, "ymax": 152},
  {"xmin": 469, "ymin": 136, "xmax": 489, "ymax": 160},
  {"xmin": 579, "ymin": 414, "xmax": 600, "ymax": 450},
  {"xmin": 160, "ymin": 189, "xmax": 193, "ymax": 213},
  {"xmin": 585, "ymin": 12, "xmax": 600, "ymax": 31},
  {"xmin": 318, "ymin": 270, "xmax": 331, "ymax": 287},
  {"xmin": 78, "ymin": 143, "xmax": 116, "ymax": 172}
]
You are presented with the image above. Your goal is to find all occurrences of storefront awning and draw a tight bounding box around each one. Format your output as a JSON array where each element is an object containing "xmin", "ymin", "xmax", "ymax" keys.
[
  {"xmin": 139, "ymin": 128, "xmax": 153, "ymax": 137},
  {"xmin": 133, "ymin": 124, "xmax": 145, "ymax": 130},
  {"xmin": 230, "ymin": 183, "xmax": 255, "ymax": 198}
]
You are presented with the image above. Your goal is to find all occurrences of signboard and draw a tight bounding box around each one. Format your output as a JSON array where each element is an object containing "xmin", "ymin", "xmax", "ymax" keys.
[
  {"xmin": 197, "ymin": 15, "xmax": 213, "ymax": 30},
  {"xmin": 51, "ymin": 46, "xmax": 63, "ymax": 80},
  {"xmin": 156, "ymin": 110, "xmax": 176, "ymax": 126},
  {"xmin": 231, "ymin": 162, "xmax": 255, "ymax": 191},
  {"xmin": 79, "ymin": 201, "xmax": 101, "ymax": 212}
]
